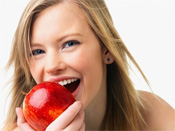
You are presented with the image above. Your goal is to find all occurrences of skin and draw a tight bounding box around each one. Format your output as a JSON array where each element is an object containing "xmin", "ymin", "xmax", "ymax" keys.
[
  {"xmin": 14, "ymin": 1, "xmax": 175, "ymax": 131},
  {"xmin": 139, "ymin": 91, "xmax": 175, "ymax": 130},
  {"xmin": 16, "ymin": 1, "xmax": 113, "ymax": 130}
]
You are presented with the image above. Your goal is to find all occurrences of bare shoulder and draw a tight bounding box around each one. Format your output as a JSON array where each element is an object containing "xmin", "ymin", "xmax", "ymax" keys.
[{"xmin": 138, "ymin": 90, "xmax": 175, "ymax": 130}]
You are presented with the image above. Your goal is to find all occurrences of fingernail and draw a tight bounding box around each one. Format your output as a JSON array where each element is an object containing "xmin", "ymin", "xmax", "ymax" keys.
[
  {"xmin": 77, "ymin": 101, "xmax": 83, "ymax": 109},
  {"xmin": 16, "ymin": 108, "xmax": 20, "ymax": 116}
]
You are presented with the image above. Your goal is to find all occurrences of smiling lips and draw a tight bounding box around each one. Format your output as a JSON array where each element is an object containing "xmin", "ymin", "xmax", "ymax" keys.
[
  {"xmin": 58, "ymin": 78, "xmax": 78, "ymax": 86},
  {"xmin": 58, "ymin": 78, "xmax": 80, "ymax": 94}
]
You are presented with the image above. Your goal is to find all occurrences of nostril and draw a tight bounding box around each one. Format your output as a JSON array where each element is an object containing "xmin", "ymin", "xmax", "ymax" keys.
[{"xmin": 46, "ymin": 62, "xmax": 66, "ymax": 74}]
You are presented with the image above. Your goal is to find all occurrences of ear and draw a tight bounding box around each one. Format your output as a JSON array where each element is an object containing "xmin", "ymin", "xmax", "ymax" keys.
[{"xmin": 103, "ymin": 49, "xmax": 114, "ymax": 64}]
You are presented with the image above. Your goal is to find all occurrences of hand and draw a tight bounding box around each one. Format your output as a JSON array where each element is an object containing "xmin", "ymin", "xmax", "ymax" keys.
[
  {"xmin": 16, "ymin": 107, "xmax": 35, "ymax": 131},
  {"xmin": 46, "ymin": 101, "xmax": 85, "ymax": 131},
  {"xmin": 16, "ymin": 101, "xmax": 85, "ymax": 131}
]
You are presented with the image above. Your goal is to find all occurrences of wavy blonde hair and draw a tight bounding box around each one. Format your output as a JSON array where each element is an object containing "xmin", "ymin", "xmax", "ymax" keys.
[{"xmin": 2, "ymin": 0, "xmax": 148, "ymax": 130}]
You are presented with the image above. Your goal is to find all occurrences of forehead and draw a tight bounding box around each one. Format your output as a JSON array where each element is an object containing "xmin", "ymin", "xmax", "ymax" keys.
[{"xmin": 31, "ymin": 1, "xmax": 89, "ymax": 41}]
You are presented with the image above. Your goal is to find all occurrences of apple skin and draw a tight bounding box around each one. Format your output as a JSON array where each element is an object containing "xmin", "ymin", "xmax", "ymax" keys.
[{"xmin": 23, "ymin": 81, "xmax": 75, "ymax": 131}]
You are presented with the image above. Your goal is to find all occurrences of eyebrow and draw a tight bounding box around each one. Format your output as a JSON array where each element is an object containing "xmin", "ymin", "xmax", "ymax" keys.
[
  {"xmin": 31, "ymin": 32, "xmax": 83, "ymax": 46},
  {"xmin": 57, "ymin": 32, "xmax": 83, "ymax": 42}
]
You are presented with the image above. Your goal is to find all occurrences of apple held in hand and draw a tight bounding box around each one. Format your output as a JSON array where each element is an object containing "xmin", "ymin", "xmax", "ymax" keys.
[{"xmin": 23, "ymin": 82, "xmax": 75, "ymax": 131}]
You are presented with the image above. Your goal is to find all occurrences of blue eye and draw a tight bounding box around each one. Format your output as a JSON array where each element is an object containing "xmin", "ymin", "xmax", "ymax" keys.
[
  {"xmin": 31, "ymin": 49, "xmax": 45, "ymax": 56},
  {"xmin": 64, "ymin": 40, "xmax": 79, "ymax": 48}
]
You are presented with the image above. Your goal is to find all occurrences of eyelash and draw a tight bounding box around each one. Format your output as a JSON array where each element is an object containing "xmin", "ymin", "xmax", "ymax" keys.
[
  {"xmin": 63, "ymin": 40, "xmax": 80, "ymax": 49},
  {"xmin": 30, "ymin": 40, "xmax": 80, "ymax": 56},
  {"xmin": 31, "ymin": 49, "xmax": 45, "ymax": 56}
]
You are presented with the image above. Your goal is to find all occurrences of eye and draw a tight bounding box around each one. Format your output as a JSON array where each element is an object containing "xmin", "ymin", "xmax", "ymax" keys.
[
  {"xmin": 63, "ymin": 40, "xmax": 80, "ymax": 48},
  {"xmin": 31, "ymin": 49, "xmax": 45, "ymax": 56}
]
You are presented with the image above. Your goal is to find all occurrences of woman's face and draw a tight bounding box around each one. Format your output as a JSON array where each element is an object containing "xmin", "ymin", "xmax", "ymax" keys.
[{"xmin": 29, "ymin": 1, "xmax": 107, "ymax": 109}]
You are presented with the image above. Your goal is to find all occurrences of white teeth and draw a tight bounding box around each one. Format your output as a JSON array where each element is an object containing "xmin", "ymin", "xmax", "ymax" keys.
[
  {"xmin": 59, "ymin": 81, "xmax": 64, "ymax": 86},
  {"xmin": 67, "ymin": 79, "xmax": 71, "ymax": 84},
  {"xmin": 59, "ymin": 79, "xmax": 78, "ymax": 86}
]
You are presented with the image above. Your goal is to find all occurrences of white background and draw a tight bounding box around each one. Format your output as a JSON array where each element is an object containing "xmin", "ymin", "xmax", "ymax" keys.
[{"xmin": 0, "ymin": 0, "xmax": 175, "ymax": 128}]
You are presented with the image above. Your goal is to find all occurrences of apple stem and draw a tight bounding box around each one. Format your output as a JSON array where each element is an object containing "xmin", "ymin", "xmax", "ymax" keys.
[{"xmin": 21, "ymin": 91, "xmax": 27, "ymax": 95}]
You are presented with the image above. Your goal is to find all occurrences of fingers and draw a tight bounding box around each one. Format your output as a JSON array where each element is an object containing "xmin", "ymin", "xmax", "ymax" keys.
[
  {"xmin": 78, "ymin": 121, "xmax": 85, "ymax": 131},
  {"xmin": 65, "ymin": 109, "xmax": 85, "ymax": 131},
  {"xmin": 16, "ymin": 101, "xmax": 85, "ymax": 131},
  {"xmin": 46, "ymin": 101, "xmax": 85, "ymax": 131},
  {"xmin": 16, "ymin": 108, "xmax": 25, "ymax": 124},
  {"xmin": 16, "ymin": 108, "xmax": 35, "ymax": 131}
]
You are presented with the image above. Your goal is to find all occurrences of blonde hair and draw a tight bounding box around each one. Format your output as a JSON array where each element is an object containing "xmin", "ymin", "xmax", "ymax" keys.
[{"xmin": 2, "ymin": 0, "xmax": 148, "ymax": 130}]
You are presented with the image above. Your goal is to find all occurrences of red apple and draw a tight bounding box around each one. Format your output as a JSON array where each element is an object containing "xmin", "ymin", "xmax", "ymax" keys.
[{"xmin": 23, "ymin": 81, "xmax": 75, "ymax": 131}]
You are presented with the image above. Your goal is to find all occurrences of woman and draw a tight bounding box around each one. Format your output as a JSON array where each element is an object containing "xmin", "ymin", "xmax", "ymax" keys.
[{"xmin": 2, "ymin": 0, "xmax": 174, "ymax": 130}]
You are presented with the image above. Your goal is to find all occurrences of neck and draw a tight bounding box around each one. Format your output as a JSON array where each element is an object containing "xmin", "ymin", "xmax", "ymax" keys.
[{"xmin": 84, "ymin": 85, "xmax": 107, "ymax": 130}]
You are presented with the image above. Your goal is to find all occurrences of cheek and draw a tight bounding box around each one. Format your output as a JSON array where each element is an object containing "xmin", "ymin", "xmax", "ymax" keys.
[
  {"xmin": 74, "ymin": 50, "xmax": 105, "ymax": 108},
  {"xmin": 29, "ymin": 60, "xmax": 44, "ymax": 84},
  {"xmin": 69, "ymin": 47, "xmax": 105, "ymax": 86},
  {"xmin": 67, "ymin": 48, "xmax": 103, "ymax": 74}
]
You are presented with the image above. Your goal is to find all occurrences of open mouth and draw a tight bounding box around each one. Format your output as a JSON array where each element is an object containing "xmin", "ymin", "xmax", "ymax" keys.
[{"xmin": 59, "ymin": 79, "xmax": 80, "ymax": 93}]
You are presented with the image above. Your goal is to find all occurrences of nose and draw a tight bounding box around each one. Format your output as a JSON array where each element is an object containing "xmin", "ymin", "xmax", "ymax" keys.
[{"xmin": 45, "ymin": 54, "xmax": 66, "ymax": 74}]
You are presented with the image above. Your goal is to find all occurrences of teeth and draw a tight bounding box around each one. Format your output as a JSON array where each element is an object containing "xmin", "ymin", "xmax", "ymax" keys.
[{"xmin": 58, "ymin": 79, "xmax": 78, "ymax": 86}]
